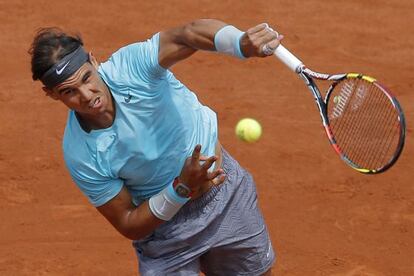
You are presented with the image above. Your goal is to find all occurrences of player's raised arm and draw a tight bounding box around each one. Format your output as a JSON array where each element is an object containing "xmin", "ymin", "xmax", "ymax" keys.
[{"xmin": 158, "ymin": 19, "xmax": 283, "ymax": 68}]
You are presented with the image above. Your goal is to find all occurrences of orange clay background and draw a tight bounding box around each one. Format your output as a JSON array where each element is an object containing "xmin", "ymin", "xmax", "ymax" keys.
[{"xmin": 0, "ymin": 0, "xmax": 413, "ymax": 275}]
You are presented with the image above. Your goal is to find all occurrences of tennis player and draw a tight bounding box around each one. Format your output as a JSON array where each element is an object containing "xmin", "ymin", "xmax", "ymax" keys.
[{"xmin": 29, "ymin": 19, "xmax": 281, "ymax": 275}]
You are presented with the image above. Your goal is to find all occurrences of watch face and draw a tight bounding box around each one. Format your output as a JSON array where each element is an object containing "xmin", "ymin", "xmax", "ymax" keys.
[{"xmin": 175, "ymin": 184, "xmax": 191, "ymax": 198}]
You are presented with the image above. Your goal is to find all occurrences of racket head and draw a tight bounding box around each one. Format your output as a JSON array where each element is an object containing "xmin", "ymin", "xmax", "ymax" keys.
[{"xmin": 324, "ymin": 73, "xmax": 406, "ymax": 174}]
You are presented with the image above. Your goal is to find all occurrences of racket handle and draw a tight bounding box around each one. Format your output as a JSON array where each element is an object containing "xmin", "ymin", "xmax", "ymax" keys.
[{"xmin": 274, "ymin": 45, "xmax": 303, "ymax": 73}]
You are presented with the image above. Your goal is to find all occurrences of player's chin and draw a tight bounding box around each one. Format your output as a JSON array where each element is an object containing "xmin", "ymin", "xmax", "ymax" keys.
[{"xmin": 88, "ymin": 105, "xmax": 106, "ymax": 115}]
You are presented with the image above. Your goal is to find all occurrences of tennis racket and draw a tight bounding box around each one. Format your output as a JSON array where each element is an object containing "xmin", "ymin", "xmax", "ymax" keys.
[{"xmin": 274, "ymin": 45, "xmax": 406, "ymax": 174}]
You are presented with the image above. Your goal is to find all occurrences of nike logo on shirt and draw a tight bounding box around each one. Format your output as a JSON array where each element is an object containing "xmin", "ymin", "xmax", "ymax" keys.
[
  {"xmin": 124, "ymin": 91, "xmax": 133, "ymax": 103},
  {"xmin": 56, "ymin": 61, "xmax": 70, "ymax": 75}
]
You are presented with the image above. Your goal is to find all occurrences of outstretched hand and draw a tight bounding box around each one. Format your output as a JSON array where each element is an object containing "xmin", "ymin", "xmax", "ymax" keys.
[
  {"xmin": 240, "ymin": 23, "xmax": 283, "ymax": 58},
  {"xmin": 179, "ymin": 144, "xmax": 226, "ymax": 199}
]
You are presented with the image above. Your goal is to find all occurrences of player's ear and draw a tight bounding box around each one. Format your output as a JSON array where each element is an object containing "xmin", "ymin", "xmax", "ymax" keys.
[
  {"xmin": 89, "ymin": 52, "xmax": 99, "ymax": 69},
  {"xmin": 42, "ymin": 87, "xmax": 59, "ymax": 100}
]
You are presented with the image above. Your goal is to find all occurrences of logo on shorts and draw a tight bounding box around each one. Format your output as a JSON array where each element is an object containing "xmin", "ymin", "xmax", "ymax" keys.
[{"xmin": 56, "ymin": 61, "xmax": 70, "ymax": 75}]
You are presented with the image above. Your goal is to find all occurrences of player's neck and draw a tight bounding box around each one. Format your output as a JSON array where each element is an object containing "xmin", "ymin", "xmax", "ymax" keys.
[{"xmin": 77, "ymin": 112, "xmax": 115, "ymax": 132}]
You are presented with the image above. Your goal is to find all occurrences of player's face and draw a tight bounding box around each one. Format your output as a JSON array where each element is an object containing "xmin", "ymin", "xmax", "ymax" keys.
[{"xmin": 44, "ymin": 54, "xmax": 112, "ymax": 117}]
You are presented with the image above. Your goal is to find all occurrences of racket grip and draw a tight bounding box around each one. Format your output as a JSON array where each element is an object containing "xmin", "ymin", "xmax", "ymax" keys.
[{"xmin": 274, "ymin": 45, "xmax": 303, "ymax": 73}]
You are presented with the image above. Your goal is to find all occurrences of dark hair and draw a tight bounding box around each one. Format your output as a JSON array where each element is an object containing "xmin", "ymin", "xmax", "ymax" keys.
[{"xmin": 29, "ymin": 27, "xmax": 84, "ymax": 81}]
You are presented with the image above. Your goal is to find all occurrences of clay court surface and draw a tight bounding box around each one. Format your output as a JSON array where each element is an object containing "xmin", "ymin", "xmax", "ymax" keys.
[{"xmin": 1, "ymin": 0, "xmax": 413, "ymax": 275}]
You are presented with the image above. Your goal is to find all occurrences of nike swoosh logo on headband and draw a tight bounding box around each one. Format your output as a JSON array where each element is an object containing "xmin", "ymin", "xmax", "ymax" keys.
[{"xmin": 56, "ymin": 61, "xmax": 70, "ymax": 75}]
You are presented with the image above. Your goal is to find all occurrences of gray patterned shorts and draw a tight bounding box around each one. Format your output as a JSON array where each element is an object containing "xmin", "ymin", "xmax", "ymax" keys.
[{"xmin": 133, "ymin": 149, "xmax": 276, "ymax": 275}]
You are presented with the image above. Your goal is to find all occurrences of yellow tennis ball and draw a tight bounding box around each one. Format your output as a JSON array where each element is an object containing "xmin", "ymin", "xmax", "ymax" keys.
[{"xmin": 235, "ymin": 118, "xmax": 262, "ymax": 143}]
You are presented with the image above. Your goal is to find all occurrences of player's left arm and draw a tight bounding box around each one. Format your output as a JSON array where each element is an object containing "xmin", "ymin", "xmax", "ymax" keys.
[{"xmin": 158, "ymin": 19, "xmax": 282, "ymax": 69}]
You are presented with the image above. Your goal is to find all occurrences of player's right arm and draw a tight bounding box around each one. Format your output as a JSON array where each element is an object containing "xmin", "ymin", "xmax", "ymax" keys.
[
  {"xmin": 96, "ymin": 145, "xmax": 225, "ymax": 240},
  {"xmin": 158, "ymin": 19, "xmax": 282, "ymax": 69}
]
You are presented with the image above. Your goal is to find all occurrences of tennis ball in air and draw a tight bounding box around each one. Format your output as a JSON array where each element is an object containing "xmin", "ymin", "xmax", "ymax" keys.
[{"xmin": 235, "ymin": 118, "xmax": 262, "ymax": 143}]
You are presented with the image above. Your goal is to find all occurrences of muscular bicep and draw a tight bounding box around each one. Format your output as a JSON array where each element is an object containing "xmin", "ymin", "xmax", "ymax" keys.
[
  {"xmin": 158, "ymin": 19, "xmax": 227, "ymax": 69},
  {"xmin": 96, "ymin": 186, "xmax": 163, "ymax": 240}
]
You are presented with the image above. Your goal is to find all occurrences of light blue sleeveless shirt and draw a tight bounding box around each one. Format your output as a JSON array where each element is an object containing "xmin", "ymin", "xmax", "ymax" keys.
[{"xmin": 63, "ymin": 33, "xmax": 218, "ymax": 207}]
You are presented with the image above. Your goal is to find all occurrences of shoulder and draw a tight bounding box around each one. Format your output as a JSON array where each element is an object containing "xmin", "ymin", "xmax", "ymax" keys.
[{"xmin": 98, "ymin": 33, "xmax": 166, "ymax": 86}]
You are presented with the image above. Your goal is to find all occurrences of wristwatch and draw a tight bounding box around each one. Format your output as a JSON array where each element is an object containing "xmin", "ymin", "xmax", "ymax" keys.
[{"xmin": 173, "ymin": 177, "xmax": 192, "ymax": 199}]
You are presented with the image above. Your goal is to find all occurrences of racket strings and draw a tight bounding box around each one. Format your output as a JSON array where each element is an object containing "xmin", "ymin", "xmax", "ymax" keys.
[
  {"xmin": 366, "ymin": 90, "xmax": 400, "ymax": 169},
  {"xmin": 328, "ymin": 78, "xmax": 401, "ymax": 170},
  {"xmin": 357, "ymin": 88, "xmax": 395, "ymax": 168},
  {"xmin": 363, "ymin": 95, "xmax": 394, "ymax": 166},
  {"xmin": 332, "ymin": 79, "xmax": 374, "ymax": 160},
  {"xmin": 352, "ymin": 82, "xmax": 385, "ymax": 166},
  {"xmin": 347, "ymin": 82, "xmax": 398, "ymax": 169},
  {"xmin": 371, "ymin": 103, "xmax": 400, "ymax": 167},
  {"xmin": 334, "ymin": 79, "xmax": 368, "ymax": 156},
  {"xmin": 351, "ymin": 84, "xmax": 399, "ymax": 169},
  {"xmin": 348, "ymin": 85, "xmax": 381, "ymax": 167}
]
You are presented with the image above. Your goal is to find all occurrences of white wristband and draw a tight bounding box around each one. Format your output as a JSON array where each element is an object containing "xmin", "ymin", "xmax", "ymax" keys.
[
  {"xmin": 214, "ymin": 25, "xmax": 246, "ymax": 59},
  {"xmin": 149, "ymin": 181, "xmax": 190, "ymax": 221}
]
